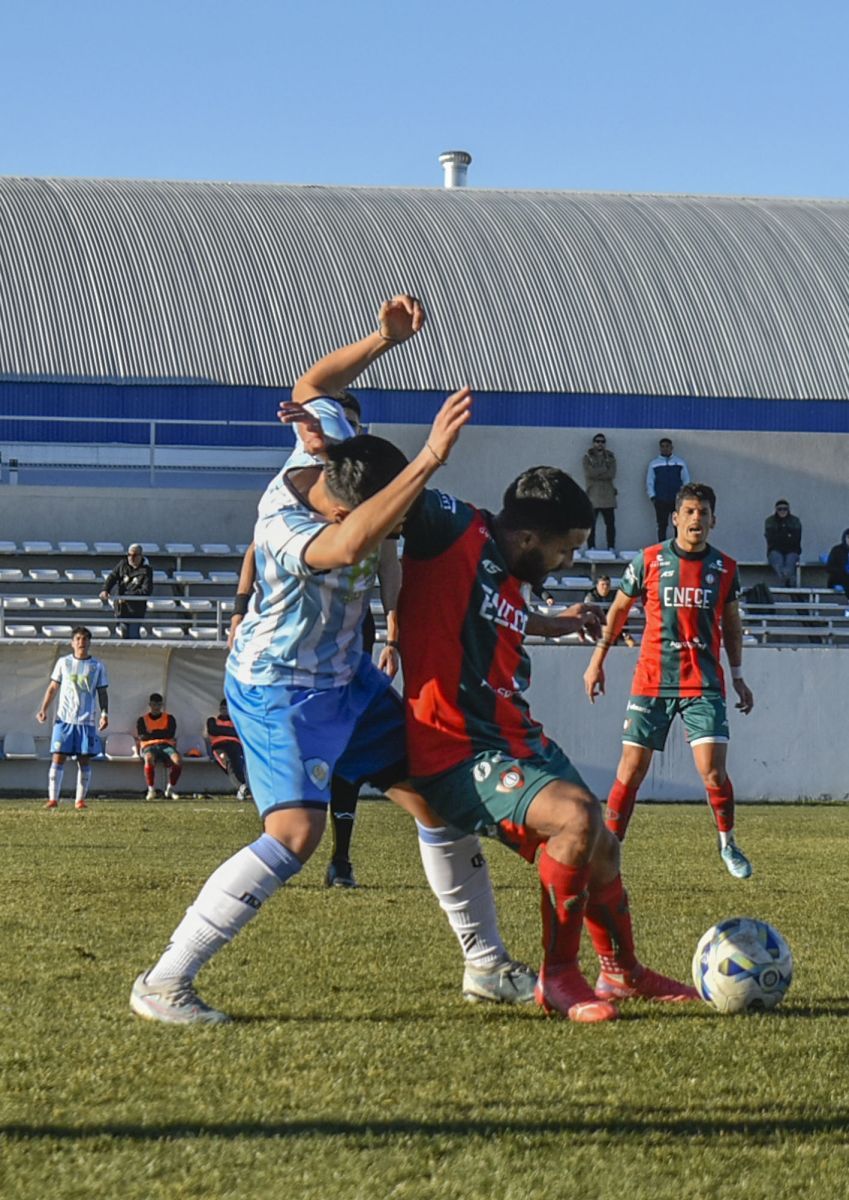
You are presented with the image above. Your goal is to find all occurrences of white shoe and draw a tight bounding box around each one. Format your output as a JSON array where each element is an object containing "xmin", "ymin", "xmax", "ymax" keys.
[
  {"xmin": 145, "ymin": 787, "xmax": 157, "ymax": 800},
  {"xmin": 164, "ymin": 784, "xmax": 181, "ymax": 799},
  {"xmin": 236, "ymin": 784, "xmax": 249, "ymax": 801},
  {"xmin": 130, "ymin": 971, "xmax": 230, "ymax": 1025}
]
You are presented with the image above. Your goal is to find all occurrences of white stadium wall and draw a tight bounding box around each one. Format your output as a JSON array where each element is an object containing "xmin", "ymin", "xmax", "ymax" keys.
[{"xmin": 1, "ymin": 641, "xmax": 847, "ymax": 801}]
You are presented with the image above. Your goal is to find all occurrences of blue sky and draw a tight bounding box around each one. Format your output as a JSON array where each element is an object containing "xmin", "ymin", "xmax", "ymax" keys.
[{"xmin": 1, "ymin": 0, "xmax": 846, "ymax": 198}]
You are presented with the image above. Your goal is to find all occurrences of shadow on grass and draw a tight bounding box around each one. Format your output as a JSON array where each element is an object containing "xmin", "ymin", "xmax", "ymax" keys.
[{"xmin": 2, "ymin": 1111, "xmax": 849, "ymax": 1143}]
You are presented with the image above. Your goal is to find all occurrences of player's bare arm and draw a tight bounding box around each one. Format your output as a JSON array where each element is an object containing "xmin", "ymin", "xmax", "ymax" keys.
[
  {"xmin": 304, "ymin": 387, "xmax": 472, "ymax": 572},
  {"xmin": 722, "ymin": 600, "xmax": 754, "ymax": 715},
  {"xmin": 526, "ymin": 603, "xmax": 603, "ymax": 642},
  {"xmin": 583, "ymin": 590, "xmax": 635, "ymax": 702},
  {"xmin": 37, "ymin": 680, "xmax": 59, "ymax": 723},
  {"xmin": 228, "ymin": 543, "xmax": 257, "ymax": 650},
  {"xmin": 290, "ymin": 294, "xmax": 425, "ymax": 405},
  {"xmin": 376, "ymin": 540, "xmax": 402, "ymax": 677}
]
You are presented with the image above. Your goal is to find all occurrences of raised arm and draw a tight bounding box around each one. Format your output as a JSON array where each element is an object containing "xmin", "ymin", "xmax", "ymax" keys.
[{"xmin": 292, "ymin": 294, "xmax": 425, "ymax": 405}]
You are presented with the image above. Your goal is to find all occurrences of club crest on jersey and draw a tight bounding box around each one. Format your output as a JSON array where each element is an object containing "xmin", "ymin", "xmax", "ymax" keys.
[
  {"xmin": 473, "ymin": 760, "xmax": 493, "ymax": 783},
  {"xmin": 304, "ymin": 758, "xmax": 330, "ymax": 788},
  {"xmin": 496, "ymin": 766, "xmax": 525, "ymax": 793}
]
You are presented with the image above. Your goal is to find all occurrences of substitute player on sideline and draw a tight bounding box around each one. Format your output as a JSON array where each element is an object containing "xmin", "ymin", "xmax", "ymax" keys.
[
  {"xmin": 583, "ymin": 482, "xmax": 754, "ymax": 879},
  {"xmin": 399, "ymin": 467, "xmax": 697, "ymax": 1023},
  {"xmin": 37, "ymin": 626, "xmax": 108, "ymax": 810}
]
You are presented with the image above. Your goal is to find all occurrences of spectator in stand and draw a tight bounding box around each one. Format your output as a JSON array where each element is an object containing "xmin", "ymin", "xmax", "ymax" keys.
[
  {"xmin": 205, "ymin": 698, "xmax": 250, "ymax": 800},
  {"xmin": 37, "ymin": 626, "xmax": 108, "ymax": 810},
  {"xmin": 646, "ymin": 438, "xmax": 690, "ymax": 542},
  {"xmin": 825, "ymin": 528, "xmax": 849, "ymax": 595},
  {"xmin": 584, "ymin": 575, "xmax": 636, "ymax": 647},
  {"xmin": 764, "ymin": 499, "xmax": 802, "ymax": 587},
  {"xmin": 136, "ymin": 693, "xmax": 183, "ymax": 799},
  {"xmin": 582, "ymin": 433, "xmax": 617, "ymax": 551},
  {"xmin": 99, "ymin": 544, "xmax": 153, "ymax": 639}
]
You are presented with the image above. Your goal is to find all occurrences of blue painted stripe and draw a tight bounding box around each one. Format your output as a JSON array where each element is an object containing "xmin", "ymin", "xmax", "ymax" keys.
[{"xmin": 2, "ymin": 381, "xmax": 848, "ymax": 439}]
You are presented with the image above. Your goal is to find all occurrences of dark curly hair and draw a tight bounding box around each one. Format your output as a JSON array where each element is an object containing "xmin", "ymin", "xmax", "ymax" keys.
[{"xmin": 500, "ymin": 466, "xmax": 593, "ymax": 534}]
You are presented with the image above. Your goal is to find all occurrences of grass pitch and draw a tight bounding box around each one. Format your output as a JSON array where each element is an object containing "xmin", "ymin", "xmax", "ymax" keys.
[{"xmin": 0, "ymin": 798, "xmax": 847, "ymax": 1200}]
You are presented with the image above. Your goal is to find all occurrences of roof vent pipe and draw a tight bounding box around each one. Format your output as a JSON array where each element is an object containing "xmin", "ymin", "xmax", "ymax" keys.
[{"xmin": 439, "ymin": 150, "xmax": 472, "ymax": 189}]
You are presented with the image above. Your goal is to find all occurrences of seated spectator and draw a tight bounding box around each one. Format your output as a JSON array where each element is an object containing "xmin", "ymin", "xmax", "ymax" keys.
[
  {"xmin": 136, "ymin": 693, "xmax": 182, "ymax": 799},
  {"xmin": 99, "ymin": 544, "xmax": 153, "ymax": 639},
  {"xmin": 584, "ymin": 575, "xmax": 636, "ymax": 647},
  {"xmin": 205, "ymin": 699, "xmax": 250, "ymax": 800},
  {"xmin": 826, "ymin": 529, "xmax": 849, "ymax": 595},
  {"xmin": 764, "ymin": 500, "xmax": 802, "ymax": 587}
]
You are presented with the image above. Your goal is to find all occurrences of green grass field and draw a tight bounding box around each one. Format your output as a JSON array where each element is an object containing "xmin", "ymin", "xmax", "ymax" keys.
[{"xmin": 1, "ymin": 798, "xmax": 847, "ymax": 1200}]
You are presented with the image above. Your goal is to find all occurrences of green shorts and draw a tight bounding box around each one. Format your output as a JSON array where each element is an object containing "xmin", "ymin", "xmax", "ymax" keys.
[
  {"xmin": 622, "ymin": 694, "xmax": 729, "ymax": 752},
  {"xmin": 412, "ymin": 742, "xmax": 588, "ymax": 858},
  {"xmin": 141, "ymin": 743, "xmax": 181, "ymax": 764}
]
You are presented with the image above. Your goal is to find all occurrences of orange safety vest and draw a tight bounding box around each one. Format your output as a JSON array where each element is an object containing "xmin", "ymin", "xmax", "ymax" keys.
[
  {"xmin": 138, "ymin": 712, "xmax": 177, "ymax": 749},
  {"xmin": 208, "ymin": 716, "xmax": 241, "ymax": 748}
]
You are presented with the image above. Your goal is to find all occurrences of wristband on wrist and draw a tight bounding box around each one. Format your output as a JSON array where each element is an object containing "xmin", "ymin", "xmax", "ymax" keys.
[
  {"xmin": 730, "ymin": 665, "xmax": 744, "ymax": 680},
  {"xmin": 233, "ymin": 592, "xmax": 251, "ymax": 616},
  {"xmin": 385, "ymin": 640, "xmax": 400, "ymax": 649}
]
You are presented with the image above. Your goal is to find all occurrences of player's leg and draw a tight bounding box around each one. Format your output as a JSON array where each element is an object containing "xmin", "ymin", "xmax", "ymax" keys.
[
  {"xmin": 691, "ymin": 734, "xmax": 752, "ymax": 879},
  {"xmin": 142, "ymin": 749, "xmax": 158, "ymax": 799},
  {"xmin": 605, "ymin": 744, "xmax": 652, "ymax": 840},
  {"xmin": 164, "ymin": 749, "xmax": 182, "ymax": 799},
  {"xmin": 325, "ymin": 774, "xmax": 359, "ymax": 887},
  {"xmin": 131, "ymin": 676, "xmax": 353, "ymax": 1025},
  {"xmin": 74, "ymin": 754, "xmax": 92, "ymax": 810},
  {"xmin": 584, "ymin": 826, "xmax": 698, "ymax": 1002},
  {"xmin": 46, "ymin": 744, "xmax": 67, "ymax": 808}
]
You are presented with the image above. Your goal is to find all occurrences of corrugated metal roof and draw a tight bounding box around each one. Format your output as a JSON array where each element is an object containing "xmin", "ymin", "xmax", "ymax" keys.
[{"xmin": 1, "ymin": 174, "xmax": 848, "ymax": 399}]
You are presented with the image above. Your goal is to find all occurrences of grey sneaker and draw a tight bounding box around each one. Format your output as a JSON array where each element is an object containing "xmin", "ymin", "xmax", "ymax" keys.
[
  {"xmin": 462, "ymin": 958, "xmax": 538, "ymax": 1005},
  {"xmin": 720, "ymin": 841, "xmax": 753, "ymax": 879},
  {"xmin": 130, "ymin": 971, "xmax": 230, "ymax": 1025}
]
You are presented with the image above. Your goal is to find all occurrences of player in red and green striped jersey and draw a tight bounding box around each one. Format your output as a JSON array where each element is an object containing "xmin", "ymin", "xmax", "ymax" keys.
[
  {"xmin": 583, "ymin": 482, "xmax": 755, "ymax": 879},
  {"xmin": 400, "ymin": 466, "xmax": 698, "ymax": 1022}
]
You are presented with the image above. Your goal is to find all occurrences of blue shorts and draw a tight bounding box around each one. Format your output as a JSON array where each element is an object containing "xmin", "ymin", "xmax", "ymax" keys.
[
  {"xmin": 224, "ymin": 654, "xmax": 406, "ymax": 819},
  {"xmin": 51, "ymin": 722, "xmax": 102, "ymax": 758}
]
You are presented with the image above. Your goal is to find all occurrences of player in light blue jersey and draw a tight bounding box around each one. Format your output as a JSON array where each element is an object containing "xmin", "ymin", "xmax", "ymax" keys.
[
  {"xmin": 37, "ymin": 626, "xmax": 108, "ymax": 811},
  {"xmin": 132, "ymin": 296, "xmax": 535, "ymax": 1025}
]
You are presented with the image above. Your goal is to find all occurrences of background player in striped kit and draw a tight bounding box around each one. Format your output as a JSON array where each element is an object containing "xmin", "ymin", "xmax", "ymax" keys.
[{"xmin": 584, "ymin": 482, "xmax": 755, "ymax": 878}]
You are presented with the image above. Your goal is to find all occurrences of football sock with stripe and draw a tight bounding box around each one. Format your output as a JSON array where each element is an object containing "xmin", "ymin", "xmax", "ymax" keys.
[
  {"xmin": 144, "ymin": 760, "xmax": 156, "ymax": 787},
  {"xmin": 330, "ymin": 776, "xmax": 359, "ymax": 865},
  {"xmin": 416, "ymin": 822, "xmax": 507, "ymax": 968},
  {"xmin": 75, "ymin": 764, "xmax": 92, "ymax": 802},
  {"xmin": 584, "ymin": 873, "xmax": 638, "ymax": 972},
  {"xmin": 605, "ymin": 780, "xmax": 638, "ymax": 841},
  {"xmin": 538, "ymin": 847, "xmax": 590, "ymax": 968},
  {"xmin": 48, "ymin": 764, "xmax": 64, "ymax": 802},
  {"xmin": 145, "ymin": 834, "xmax": 301, "ymax": 985},
  {"xmin": 707, "ymin": 779, "xmax": 735, "ymax": 836}
]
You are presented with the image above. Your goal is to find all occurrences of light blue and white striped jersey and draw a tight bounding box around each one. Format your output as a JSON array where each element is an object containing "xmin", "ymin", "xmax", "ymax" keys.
[
  {"xmin": 258, "ymin": 398, "xmax": 356, "ymax": 520},
  {"xmin": 51, "ymin": 654, "xmax": 108, "ymax": 724},
  {"xmin": 227, "ymin": 471, "xmax": 378, "ymax": 688}
]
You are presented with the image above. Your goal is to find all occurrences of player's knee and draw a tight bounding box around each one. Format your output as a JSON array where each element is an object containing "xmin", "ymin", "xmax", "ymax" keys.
[{"xmin": 552, "ymin": 787, "xmax": 603, "ymax": 856}]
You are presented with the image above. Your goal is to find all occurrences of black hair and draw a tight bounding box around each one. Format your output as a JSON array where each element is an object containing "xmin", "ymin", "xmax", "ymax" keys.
[
  {"xmin": 500, "ymin": 466, "xmax": 593, "ymax": 535},
  {"xmin": 71, "ymin": 626, "xmax": 92, "ymax": 639},
  {"xmin": 324, "ymin": 434, "xmax": 409, "ymax": 508},
  {"xmin": 675, "ymin": 482, "xmax": 717, "ymax": 515},
  {"xmin": 339, "ymin": 391, "xmax": 362, "ymax": 421},
  {"xmin": 149, "ymin": 692, "xmax": 163, "ymax": 703}
]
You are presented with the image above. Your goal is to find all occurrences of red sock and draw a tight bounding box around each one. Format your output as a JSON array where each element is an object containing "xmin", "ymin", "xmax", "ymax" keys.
[
  {"xmin": 169, "ymin": 764, "xmax": 182, "ymax": 786},
  {"xmin": 706, "ymin": 778, "xmax": 734, "ymax": 834},
  {"xmin": 538, "ymin": 846, "xmax": 590, "ymax": 968},
  {"xmin": 605, "ymin": 780, "xmax": 638, "ymax": 841},
  {"xmin": 584, "ymin": 873, "xmax": 637, "ymax": 972},
  {"xmin": 144, "ymin": 762, "xmax": 156, "ymax": 787}
]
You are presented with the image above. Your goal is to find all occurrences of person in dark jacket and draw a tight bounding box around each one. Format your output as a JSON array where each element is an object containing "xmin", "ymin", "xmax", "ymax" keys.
[
  {"xmin": 646, "ymin": 438, "xmax": 690, "ymax": 541},
  {"xmin": 826, "ymin": 528, "xmax": 849, "ymax": 595},
  {"xmin": 764, "ymin": 500, "xmax": 802, "ymax": 587},
  {"xmin": 99, "ymin": 543, "xmax": 153, "ymax": 639}
]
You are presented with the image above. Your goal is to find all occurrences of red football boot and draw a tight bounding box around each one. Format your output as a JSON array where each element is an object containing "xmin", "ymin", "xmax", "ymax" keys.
[
  {"xmin": 594, "ymin": 962, "xmax": 699, "ymax": 1003},
  {"xmin": 536, "ymin": 963, "xmax": 619, "ymax": 1023}
]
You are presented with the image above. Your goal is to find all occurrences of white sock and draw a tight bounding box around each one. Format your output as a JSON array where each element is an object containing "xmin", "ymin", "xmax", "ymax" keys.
[
  {"xmin": 719, "ymin": 829, "xmax": 735, "ymax": 850},
  {"xmin": 76, "ymin": 765, "xmax": 92, "ymax": 802},
  {"xmin": 416, "ymin": 822, "xmax": 507, "ymax": 969},
  {"xmin": 146, "ymin": 834, "xmax": 302, "ymax": 985},
  {"xmin": 48, "ymin": 764, "xmax": 64, "ymax": 802}
]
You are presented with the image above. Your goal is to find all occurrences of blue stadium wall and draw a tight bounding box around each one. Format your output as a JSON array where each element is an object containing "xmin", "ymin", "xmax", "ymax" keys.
[{"xmin": 2, "ymin": 382, "xmax": 849, "ymax": 441}]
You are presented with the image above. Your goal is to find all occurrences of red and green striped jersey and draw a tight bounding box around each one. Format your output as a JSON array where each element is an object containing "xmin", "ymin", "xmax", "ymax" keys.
[
  {"xmin": 620, "ymin": 539, "xmax": 740, "ymax": 698},
  {"xmin": 399, "ymin": 489, "xmax": 549, "ymax": 777}
]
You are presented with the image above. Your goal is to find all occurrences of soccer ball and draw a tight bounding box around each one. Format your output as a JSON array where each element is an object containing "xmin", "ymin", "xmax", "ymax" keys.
[{"xmin": 692, "ymin": 917, "xmax": 793, "ymax": 1014}]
